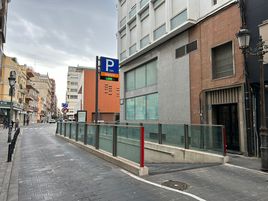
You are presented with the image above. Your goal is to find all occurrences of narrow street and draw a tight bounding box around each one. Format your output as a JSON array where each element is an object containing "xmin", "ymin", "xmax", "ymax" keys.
[
  {"xmin": 17, "ymin": 124, "xmax": 195, "ymax": 201},
  {"xmin": 12, "ymin": 124, "xmax": 268, "ymax": 201}
]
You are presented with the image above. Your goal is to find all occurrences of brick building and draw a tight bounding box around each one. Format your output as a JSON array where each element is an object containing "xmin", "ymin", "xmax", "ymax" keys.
[{"xmin": 189, "ymin": 4, "xmax": 246, "ymax": 153}]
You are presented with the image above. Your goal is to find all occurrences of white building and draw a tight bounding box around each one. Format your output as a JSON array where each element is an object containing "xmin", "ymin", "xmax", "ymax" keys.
[
  {"xmin": 117, "ymin": 0, "xmax": 237, "ymax": 123},
  {"xmin": 66, "ymin": 66, "xmax": 85, "ymax": 120}
]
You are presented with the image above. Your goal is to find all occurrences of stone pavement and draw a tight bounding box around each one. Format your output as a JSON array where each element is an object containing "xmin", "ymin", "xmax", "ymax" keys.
[
  {"xmin": 0, "ymin": 128, "xmax": 12, "ymax": 201},
  {"xmin": 18, "ymin": 124, "xmax": 195, "ymax": 201},
  {"xmin": 7, "ymin": 124, "xmax": 268, "ymax": 201}
]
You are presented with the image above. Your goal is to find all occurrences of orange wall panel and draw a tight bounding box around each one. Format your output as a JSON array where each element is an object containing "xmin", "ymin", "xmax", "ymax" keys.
[{"xmin": 83, "ymin": 69, "xmax": 120, "ymax": 122}]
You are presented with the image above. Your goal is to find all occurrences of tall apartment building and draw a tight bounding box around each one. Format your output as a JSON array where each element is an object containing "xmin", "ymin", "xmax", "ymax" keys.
[
  {"xmin": 25, "ymin": 68, "xmax": 39, "ymax": 123},
  {"xmin": 66, "ymin": 66, "xmax": 85, "ymax": 120},
  {"xmin": 0, "ymin": 55, "xmax": 27, "ymax": 124},
  {"xmin": 32, "ymin": 73, "xmax": 52, "ymax": 122},
  {"xmin": 117, "ymin": 0, "xmax": 254, "ymax": 154},
  {"xmin": 0, "ymin": 0, "xmax": 11, "ymax": 67},
  {"xmin": 50, "ymin": 78, "xmax": 58, "ymax": 118}
]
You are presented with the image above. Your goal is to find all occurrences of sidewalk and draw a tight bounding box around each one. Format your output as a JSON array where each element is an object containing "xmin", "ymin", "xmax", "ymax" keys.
[
  {"xmin": 227, "ymin": 153, "xmax": 262, "ymax": 171},
  {"xmin": 0, "ymin": 128, "xmax": 11, "ymax": 201},
  {"xmin": 0, "ymin": 128, "xmax": 19, "ymax": 201}
]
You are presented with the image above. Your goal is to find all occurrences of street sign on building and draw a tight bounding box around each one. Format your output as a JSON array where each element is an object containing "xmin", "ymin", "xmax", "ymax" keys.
[
  {"xmin": 100, "ymin": 57, "xmax": 119, "ymax": 81},
  {"xmin": 62, "ymin": 103, "xmax": 68, "ymax": 108}
]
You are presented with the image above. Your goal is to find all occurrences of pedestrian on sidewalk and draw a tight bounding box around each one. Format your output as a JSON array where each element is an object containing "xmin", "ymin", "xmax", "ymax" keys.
[
  {"xmin": 26, "ymin": 117, "xmax": 29, "ymax": 126},
  {"xmin": 3, "ymin": 118, "xmax": 8, "ymax": 129},
  {"xmin": 15, "ymin": 118, "xmax": 19, "ymax": 130},
  {"xmin": 11, "ymin": 120, "xmax": 14, "ymax": 130}
]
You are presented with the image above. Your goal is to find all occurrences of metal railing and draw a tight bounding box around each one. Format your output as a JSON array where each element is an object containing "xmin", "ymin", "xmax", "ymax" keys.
[
  {"xmin": 56, "ymin": 122, "xmax": 145, "ymax": 167},
  {"xmin": 56, "ymin": 122, "xmax": 227, "ymax": 166},
  {"xmin": 98, "ymin": 122, "xmax": 227, "ymax": 156}
]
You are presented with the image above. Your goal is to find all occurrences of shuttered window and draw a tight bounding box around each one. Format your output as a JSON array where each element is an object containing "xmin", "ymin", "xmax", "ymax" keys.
[{"xmin": 212, "ymin": 42, "xmax": 234, "ymax": 79}]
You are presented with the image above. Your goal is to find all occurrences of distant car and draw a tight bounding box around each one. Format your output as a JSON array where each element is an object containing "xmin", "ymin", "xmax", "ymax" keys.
[{"xmin": 49, "ymin": 119, "xmax": 56, "ymax": 123}]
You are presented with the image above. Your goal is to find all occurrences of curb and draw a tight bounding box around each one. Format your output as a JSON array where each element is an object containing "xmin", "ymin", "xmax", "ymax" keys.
[
  {"xmin": 6, "ymin": 130, "xmax": 21, "ymax": 201},
  {"xmin": 0, "ymin": 130, "xmax": 22, "ymax": 201}
]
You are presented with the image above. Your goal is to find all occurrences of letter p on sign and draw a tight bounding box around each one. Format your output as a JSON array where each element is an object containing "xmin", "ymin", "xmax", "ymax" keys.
[
  {"xmin": 106, "ymin": 59, "xmax": 114, "ymax": 72},
  {"xmin": 100, "ymin": 57, "xmax": 119, "ymax": 74}
]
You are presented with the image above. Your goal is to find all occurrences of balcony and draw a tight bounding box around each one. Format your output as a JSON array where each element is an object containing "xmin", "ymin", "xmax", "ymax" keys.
[{"xmin": 26, "ymin": 89, "xmax": 38, "ymax": 101}]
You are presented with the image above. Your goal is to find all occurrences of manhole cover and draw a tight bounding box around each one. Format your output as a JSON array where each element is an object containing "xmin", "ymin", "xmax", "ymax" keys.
[{"xmin": 162, "ymin": 180, "xmax": 188, "ymax": 191}]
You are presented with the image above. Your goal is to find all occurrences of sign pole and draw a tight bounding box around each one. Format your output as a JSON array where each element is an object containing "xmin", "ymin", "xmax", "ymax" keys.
[{"xmin": 95, "ymin": 56, "xmax": 99, "ymax": 124}]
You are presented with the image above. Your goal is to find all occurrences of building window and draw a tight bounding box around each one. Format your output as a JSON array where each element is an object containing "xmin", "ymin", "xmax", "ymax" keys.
[
  {"xmin": 129, "ymin": 44, "xmax": 137, "ymax": 56},
  {"xmin": 212, "ymin": 0, "xmax": 217, "ymax": 5},
  {"xmin": 70, "ymin": 82, "xmax": 78, "ymax": 85},
  {"xmin": 135, "ymin": 96, "xmax": 146, "ymax": 120},
  {"xmin": 70, "ymin": 95, "xmax": 78, "ymax": 99},
  {"xmin": 140, "ymin": 35, "xmax": 150, "ymax": 49},
  {"xmin": 126, "ymin": 70, "xmax": 135, "ymax": 91},
  {"xmin": 135, "ymin": 65, "xmax": 146, "ymax": 89},
  {"xmin": 170, "ymin": 9, "xmax": 187, "ymax": 30},
  {"xmin": 140, "ymin": 0, "xmax": 149, "ymax": 8},
  {"xmin": 175, "ymin": 40, "xmax": 197, "ymax": 58},
  {"xmin": 125, "ymin": 59, "xmax": 157, "ymax": 92},
  {"xmin": 154, "ymin": 24, "xmax": 166, "ymax": 40},
  {"xmin": 125, "ymin": 93, "xmax": 158, "ymax": 121},
  {"xmin": 212, "ymin": 42, "xmax": 234, "ymax": 79},
  {"xmin": 129, "ymin": 4, "xmax": 136, "ymax": 19},
  {"xmin": 126, "ymin": 98, "xmax": 135, "ymax": 120},
  {"xmin": 186, "ymin": 41, "xmax": 197, "ymax": 53}
]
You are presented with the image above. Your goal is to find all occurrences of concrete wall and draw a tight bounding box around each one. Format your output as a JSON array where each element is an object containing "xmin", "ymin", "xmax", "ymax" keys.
[
  {"xmin": 145, "ymin": 141, "xmax": 228, "ymax": 164},
  {"xmin": 120, "ymin": 31, "xmax": 191, "ymax": 124}
]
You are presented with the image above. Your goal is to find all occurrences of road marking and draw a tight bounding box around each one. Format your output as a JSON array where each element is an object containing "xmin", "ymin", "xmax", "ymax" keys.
[
  {"xmin": 120, "ymin": 169, "xmax": 206, "ymax": 201},
  {"xmin": 225, "ymin": 163, "xmax": 268, "ymax": 175}
]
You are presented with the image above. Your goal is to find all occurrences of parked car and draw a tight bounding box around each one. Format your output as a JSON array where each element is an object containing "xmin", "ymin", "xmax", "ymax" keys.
[{"xmin": 49, "ymin": 119, "xmax": 56, "ymax": 123}]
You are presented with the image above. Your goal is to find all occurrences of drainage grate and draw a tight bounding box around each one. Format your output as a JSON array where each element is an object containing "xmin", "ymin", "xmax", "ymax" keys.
[{"xmin": 162, "ymin": 180, "xmax": 189, "ymax": 191}]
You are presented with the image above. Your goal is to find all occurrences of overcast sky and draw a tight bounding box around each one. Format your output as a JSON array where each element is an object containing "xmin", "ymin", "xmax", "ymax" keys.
[{"xmin": 5, "ymin": 0, "xmax": 118, "ymax": 107}]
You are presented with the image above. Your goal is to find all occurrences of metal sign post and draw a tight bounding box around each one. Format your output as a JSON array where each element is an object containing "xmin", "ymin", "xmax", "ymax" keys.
[{"xmin": 95, "ymin": 56, "xmax": 99, "ymax": 124}]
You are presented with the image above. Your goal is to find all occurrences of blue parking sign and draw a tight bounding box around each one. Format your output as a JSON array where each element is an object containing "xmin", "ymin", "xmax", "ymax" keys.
[{"xmin": 100, "ymin": 57, "xmax": 119, "ymax": 74}]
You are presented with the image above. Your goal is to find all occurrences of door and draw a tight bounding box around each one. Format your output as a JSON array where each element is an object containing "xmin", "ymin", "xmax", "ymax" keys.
[{"xmin": 213, "ymin": 104, "xmax": 240, "ymax": 152}]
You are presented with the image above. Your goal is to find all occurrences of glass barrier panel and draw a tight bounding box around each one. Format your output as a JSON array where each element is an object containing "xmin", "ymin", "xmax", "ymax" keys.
[
  {"xmin": 71, "ymin": 123, "xmax": 77, "ymax": 139},
  {"xmin": 87, "ymin": 125, "xmax": 96, "ymax": 146},
  {"xmin": 66, "ymin": 123, "xmax": 71, "ymax": 137},
  {"xmin": 117, "ymin": 126, "xmax": 140, "ymax": 164},
  {"xmin": 144, "ymin": 124, "xmax": 158, "ymax": 143},
  {"xmin": 59, "ymin": 123, "xmax": 63, "ymax": 135},
  {"xmin": 99, "ymin": 125, "xmax": 113, "ymax": 154},
  {"xmin": 62, "ymin": 123, "xmax": 66, "ymax": 136},
  {"xmin": 78, "ymin": 123, "xmax": 85, "ymax": 142},
  {"xmin": 56, "ymin": 122, "xmax": 59, "ymax": 133},
  {"xmin": 162, "ymin": 124, "xmax": 185, "ymax": 147},
  {"xmin": 188, "ymin": 125, "xmax": 223, "ymax": 154}
]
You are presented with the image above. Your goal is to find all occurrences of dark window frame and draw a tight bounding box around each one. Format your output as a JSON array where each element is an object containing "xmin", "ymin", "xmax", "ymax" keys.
[{"xmin": 212, "ymin": 41, "xmax": 234, "ymax": 79}]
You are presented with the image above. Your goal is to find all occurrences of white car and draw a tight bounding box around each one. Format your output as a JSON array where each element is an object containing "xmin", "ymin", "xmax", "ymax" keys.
[{"xmin": 49, "ymin": 119, "xmax": 56, "ymax": 123}]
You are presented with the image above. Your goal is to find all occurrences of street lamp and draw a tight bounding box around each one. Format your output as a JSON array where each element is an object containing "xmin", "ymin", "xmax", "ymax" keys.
[
  {"xmin": 7, "ymin": 71, "xmax": 16, "ymax": 143},
  {"xmin": 236, "ymin": 28, "xmax": 268, "ymax": 171}
]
